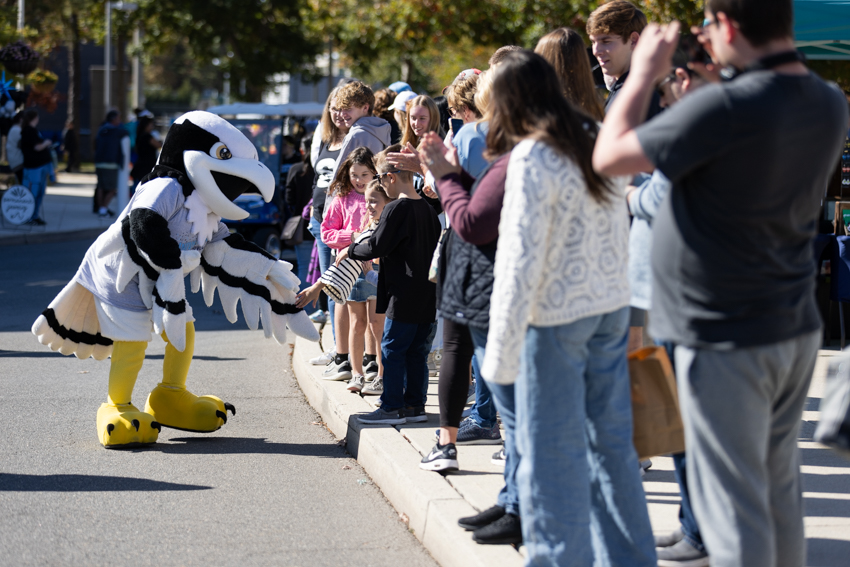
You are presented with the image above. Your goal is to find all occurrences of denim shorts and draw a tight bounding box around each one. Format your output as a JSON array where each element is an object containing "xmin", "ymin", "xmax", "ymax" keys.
[
  {"xmin": 347, "ymin": 266, "xmax": 378, "ymax": 303},
  {"xmin": 348, "ymin": 274, "xmax": 378, "ymax": 303}
]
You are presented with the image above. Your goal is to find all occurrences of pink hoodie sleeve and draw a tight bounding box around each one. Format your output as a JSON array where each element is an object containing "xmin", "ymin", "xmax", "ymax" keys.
[{"xmin": 321, "ymin": 198, "xmax": 355, "ymax": 249}]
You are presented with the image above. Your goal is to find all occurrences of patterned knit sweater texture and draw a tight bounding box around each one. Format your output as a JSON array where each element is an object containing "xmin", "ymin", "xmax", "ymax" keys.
[{"xmin": 482, "ymin": 139, "xmax": 630, "ymax": 385}]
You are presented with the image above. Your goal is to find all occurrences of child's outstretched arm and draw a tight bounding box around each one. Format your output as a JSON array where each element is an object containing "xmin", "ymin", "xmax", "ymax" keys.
[{"xmin": 295, "ymin": 281, "xmax": 325, "ymax": 309}]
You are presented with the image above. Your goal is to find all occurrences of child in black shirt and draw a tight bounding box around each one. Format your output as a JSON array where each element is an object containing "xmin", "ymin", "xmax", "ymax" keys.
[{"xmin": 338, "ymin": 145, "xmax": 441, "ymax": 424}]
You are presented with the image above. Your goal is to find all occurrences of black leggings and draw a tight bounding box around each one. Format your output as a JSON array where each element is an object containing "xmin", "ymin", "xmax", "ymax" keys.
[{"xmin": 438, "ymin": 317, "xmax": 474, "ymax": 428}]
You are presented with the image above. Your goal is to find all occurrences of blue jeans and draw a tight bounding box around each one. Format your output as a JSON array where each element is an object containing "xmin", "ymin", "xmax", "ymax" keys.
[
  {"xmin": 470, "ymin": 353, "xmax": 498, "ymax": 429},
  {"xmin": 309, "ymin": 217, "xmax": 333, "ymax": 328},
  {"xmin": 23, "ymin": 163, "xmax": 51, "ymax": 221},
  {"xmin": 380, "ymin": 318, "xmax": 437, "ymax": 411},
  {"xmin": 469, "ymin": 325, "xmax": 519, "ymax": 516},
  {"xmin": 515, "ymin": 307, "xmax": 656, "ymax": 567},
  {"xmin": 655, "ymin": 340, "xmax": 704, "ymax": 553},
  {"xmin": 293, "ymin": 238, "xmax": 316, "ymax": 314}
]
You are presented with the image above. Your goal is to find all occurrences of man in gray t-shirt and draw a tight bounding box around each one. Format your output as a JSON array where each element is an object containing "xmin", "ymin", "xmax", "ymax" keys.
[{"xmin": 593, "ymin": 1, "xmax": 848, "ymax": 565}]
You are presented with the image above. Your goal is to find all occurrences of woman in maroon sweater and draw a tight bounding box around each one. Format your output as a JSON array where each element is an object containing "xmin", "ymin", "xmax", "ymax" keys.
[{"xmin": 416, "ymin": 130, "xmax": 521, "ymax": 545}]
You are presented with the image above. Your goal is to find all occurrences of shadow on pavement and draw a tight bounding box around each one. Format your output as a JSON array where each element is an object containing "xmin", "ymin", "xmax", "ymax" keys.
[
  {"xmin": 155, "ymin": 436, "xmax": 346, "ymax": 457},
  {"xmin": 0, "ymin": 472, "xmax": 211, "ymax": 491},
  {"xmin": 0, "ymin": 350, "xmax": 244, "ymax": 362}
]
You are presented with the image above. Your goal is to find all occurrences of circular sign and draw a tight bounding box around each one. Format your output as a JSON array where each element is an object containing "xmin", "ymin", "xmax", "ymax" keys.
[{"xmin": 1, "ymin": 185, "xmax": 35, "ymax": 225}]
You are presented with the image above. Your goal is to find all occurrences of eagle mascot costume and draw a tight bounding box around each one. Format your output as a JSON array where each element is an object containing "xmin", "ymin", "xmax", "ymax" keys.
[{"xmin": 31, "ymin": 111, "xmax": 320, "ymax": 448}]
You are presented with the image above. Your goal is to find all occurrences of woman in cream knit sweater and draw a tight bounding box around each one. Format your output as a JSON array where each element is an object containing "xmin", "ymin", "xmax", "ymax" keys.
[{"xmin": 479, "ymin": 50, "xmax": 656, "ymax": 566}]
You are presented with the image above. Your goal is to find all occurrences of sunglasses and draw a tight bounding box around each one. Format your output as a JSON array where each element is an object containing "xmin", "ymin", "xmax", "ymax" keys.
[
  {"xmin": 655, "ymin": 73, "xmax": 677, "ymax": 97},
  {"xmin": 374, "ymin": 170, "xmax": 402, "ymax": 185}
]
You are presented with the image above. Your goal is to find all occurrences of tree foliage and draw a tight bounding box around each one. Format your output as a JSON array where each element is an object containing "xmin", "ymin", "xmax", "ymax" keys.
[
  {"xmin": 310, "ymin": 0, "xmax": 705, "ymax": 93},
  {"xmin": 132, "ymin": 0, "xmax": 322, "ymax": 101}
]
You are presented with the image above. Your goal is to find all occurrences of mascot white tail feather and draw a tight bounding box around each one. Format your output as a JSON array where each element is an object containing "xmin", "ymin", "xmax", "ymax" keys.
[{"xmin": 31, "ymin": 281, "xmax": 113, "ymax": 361}]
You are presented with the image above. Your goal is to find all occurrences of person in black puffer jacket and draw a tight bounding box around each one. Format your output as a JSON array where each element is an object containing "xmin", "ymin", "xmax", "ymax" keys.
[{"xmin": 415, "ymin": 130, "xmax": 522, "ymax": 546}]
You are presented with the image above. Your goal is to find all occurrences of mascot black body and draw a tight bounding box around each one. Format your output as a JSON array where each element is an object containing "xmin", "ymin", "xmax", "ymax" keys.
[{"xmin": 32, "ymin": 111, "xmax": 319, "ymax": 448}]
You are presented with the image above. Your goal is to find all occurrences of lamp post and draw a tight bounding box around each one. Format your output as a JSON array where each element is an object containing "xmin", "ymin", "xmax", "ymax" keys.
[
  {"xmin": 103, "ymin": 1, "xmax": 138, "ymax": 215},
  {"xmin": 17, "ymin": 0, "xmax": 24, "ymax": 31}
]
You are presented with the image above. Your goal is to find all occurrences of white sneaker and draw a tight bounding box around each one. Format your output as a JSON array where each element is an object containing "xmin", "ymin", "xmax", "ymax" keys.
[
  {"xmin": 309, "ymin": 351, "xmax": 335, "ymax": 366},
  {"xmin": 322, "ymin": 359, "xmax": 352, "ymax": 381}
]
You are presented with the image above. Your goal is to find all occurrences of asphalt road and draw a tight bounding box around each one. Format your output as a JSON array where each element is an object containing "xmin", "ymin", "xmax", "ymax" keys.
[{"xmin": 0, "ymin": 239, "xmax": 437, "ymax": 567}]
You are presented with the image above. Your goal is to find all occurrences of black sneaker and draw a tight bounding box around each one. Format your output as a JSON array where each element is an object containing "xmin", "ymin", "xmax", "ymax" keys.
[
  {"xmin": 472, "ymin": 513, "xmax": 522, "ymax": 545},
  {"xmin": 404, "ymin": 406, "xmax": 428, "ymax": 423},
  {"xmin": 364, "ymin": 360, "xmax": 379, "ymax": 380},
  {"xmin": 419, "ymin": 442, "xmax": 458, "ymax": 472},
  {"xmin": 356, "ymin": 407, "xmax": 406, "ymax": 425},
  {"xmin": 458, "ymin": 504, "xmax": 505, "ymax": 531}
]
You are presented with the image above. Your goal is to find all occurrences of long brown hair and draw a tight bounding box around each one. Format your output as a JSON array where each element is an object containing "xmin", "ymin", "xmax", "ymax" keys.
[
  {"xmin": 486, "ymin": 50, "xmax": 612, "ymax": 204},
  {"xmin": 329, "ymin": 147, "xmax": 376, "ymax": 198},
  {"xmin": 320, "ymin": 86, "xmax": 344, "ymax": 145},
  {"xmin": 535, "ymin": 28, "xmax": 605, "ymax": 122},
  {"xmin": 401, "ymin": 95, "xmax": 442, "ymax": 148}
]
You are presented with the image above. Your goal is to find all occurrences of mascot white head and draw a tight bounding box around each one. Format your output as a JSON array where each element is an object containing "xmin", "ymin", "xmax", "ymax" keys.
[{"xmin": 156, "ymin": 111, "xmax": 275, "ymax": 221}]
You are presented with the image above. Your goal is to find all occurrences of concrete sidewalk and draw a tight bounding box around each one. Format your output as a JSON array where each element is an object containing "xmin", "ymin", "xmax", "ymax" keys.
[
  {"xmin": 292, "ymin": 326, "xmax": 850, "ymax": 567},
  {"xmin": 0, "ymin": 172, "xmax": 110, "ymax": 246}
]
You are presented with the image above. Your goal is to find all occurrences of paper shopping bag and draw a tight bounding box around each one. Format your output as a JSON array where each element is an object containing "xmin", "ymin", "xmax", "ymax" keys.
[
  {"xmin": 815, "ymin": 349, "xmax": 850, "ymax": 459},
  {"xmin": 628, "ymin": 346, "xmax": 685, "ymax": 460}
]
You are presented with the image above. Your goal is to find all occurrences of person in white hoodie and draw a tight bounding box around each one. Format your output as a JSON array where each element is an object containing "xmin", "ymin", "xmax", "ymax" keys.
[
  {"xmin": 319, "ymin": 80, "xmax": 392, "ymax": 382},
  {"xmin": 329, "ymin": 80, "xmax": 392, "ymax": 185}
]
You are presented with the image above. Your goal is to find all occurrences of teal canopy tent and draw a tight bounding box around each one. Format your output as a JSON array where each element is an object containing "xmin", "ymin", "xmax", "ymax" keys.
[{"xmin": 795, "ymin": 0, "xmax": 850, "ymax": 59}]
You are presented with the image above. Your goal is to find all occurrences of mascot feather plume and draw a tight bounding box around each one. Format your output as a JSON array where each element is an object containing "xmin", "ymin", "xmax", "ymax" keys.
[{"xmin": 31, "ymin": 111, "xmax": 320, "ymax": 448}]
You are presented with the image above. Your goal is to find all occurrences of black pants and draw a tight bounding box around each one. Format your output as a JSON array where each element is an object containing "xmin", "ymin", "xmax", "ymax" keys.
[{"xmin": 438, "ymin": 317, "xmax": 474, "ymax": 428}]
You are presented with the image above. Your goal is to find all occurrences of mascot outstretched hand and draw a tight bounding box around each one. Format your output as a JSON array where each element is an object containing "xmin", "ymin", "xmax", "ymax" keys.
[{"xmin": 31, "ymin": 111, "xmax": 320, "ymax": 448}]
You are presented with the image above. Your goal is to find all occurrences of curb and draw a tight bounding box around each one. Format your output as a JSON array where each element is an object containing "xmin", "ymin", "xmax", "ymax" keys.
[
  {"xmin": 292, "ymin": 331, "xmax": 524, "ymax": 567},
  {"xmin": 0, "ymin": 227, "xmax": 105, "ymax": 247}
]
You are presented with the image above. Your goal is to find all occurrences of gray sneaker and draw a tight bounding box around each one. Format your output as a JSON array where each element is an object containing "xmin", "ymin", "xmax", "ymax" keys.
[
  {"xmin": 656, "ymin": 538, "xmax": 709, "ymax": 567},
  {"xmin": 655, "ymin": 527, "xmax": 684, "ymax": 548},
  {"xmin": 456, "ymin": 417, "xmax": 502, "ymax": 445},
  {"xmin": 427, "ymin": 349, "xmax": 442, "ymax": 377},
  {"xmin": 362, "ymin": 376, "xmax": 383, "ymax": 395},
  {"xmin": 347, "ymin": 374, "xmax": 366, "ymax": 393},
  {"xmin": 357, "ymin": 407, "xmax": 406, "ymax": 425}
]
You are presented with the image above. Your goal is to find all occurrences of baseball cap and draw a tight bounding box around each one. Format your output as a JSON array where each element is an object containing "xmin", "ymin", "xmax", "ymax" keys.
[
  {"xmin": 388, "ymin": 81, "xmax": 412, "ymax": 93},
  {"xmin": 388, "ymin": 90, "xmax": 418, "ymax": 111}
]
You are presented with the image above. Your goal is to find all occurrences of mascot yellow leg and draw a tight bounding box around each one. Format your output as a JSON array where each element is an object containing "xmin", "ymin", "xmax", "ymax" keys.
[
  {"xmin": 144, "ymin": 322, "xmax": 235, "ymax": 432},
  {"xmin": 96, "ymin": 341, "xmax": 161, "ymax": 448}
]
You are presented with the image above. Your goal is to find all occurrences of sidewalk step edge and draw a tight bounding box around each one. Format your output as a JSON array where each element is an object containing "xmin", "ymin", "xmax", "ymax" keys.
[{"xmin": 292, "ymin": 334, "xmax": 523, "ymax": 567}]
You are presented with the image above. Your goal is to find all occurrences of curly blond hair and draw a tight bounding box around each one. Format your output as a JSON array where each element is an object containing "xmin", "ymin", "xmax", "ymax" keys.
[
  {"xmin": 334, "ymin": 80, "xmax": 375, "ymax": 113},
  {"xmin": 446, "ymin": 74, "xmax": 480, "ymax": 119}
]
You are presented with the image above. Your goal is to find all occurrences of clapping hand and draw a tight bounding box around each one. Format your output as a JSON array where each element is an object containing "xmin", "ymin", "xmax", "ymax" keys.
[
  {"xmin": 418, "ymin": 132, "xmax": 461, "ymax": 180},
  {"xmin": 386, "ymin": 142, "xmax": 422, "ymax": 172}
]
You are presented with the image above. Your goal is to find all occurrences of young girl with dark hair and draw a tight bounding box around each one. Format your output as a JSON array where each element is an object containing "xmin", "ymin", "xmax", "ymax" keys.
[{"xmin": 321, "ymin": 147, "xmax": 379, "ymax": 385}]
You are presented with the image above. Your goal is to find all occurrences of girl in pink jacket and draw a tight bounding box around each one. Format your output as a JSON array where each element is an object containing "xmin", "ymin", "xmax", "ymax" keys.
[{"xmin": 320, "ymin": 147, "xmax": 379, "ymax": 385}]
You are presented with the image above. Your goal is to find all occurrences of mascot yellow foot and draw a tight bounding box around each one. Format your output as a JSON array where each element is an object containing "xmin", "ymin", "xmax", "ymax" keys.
[
  {"xmin": 145, "ymin": 385, "xmax": 234, "ymax": 432},
  {"xmin": 97, "ymin": 403, "xmax": 161, "ymax": 448},
  {"xmin": 143, "ymin": 323, "xmax": 235, "ymax": 433}
]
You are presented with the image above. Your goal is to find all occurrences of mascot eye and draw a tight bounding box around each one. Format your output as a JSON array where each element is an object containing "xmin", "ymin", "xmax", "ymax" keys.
[{"xmin": 211, "ymin": 143, "xmax": 232, "ymax": 160}]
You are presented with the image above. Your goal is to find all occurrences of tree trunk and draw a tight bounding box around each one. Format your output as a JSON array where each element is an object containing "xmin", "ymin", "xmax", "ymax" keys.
[{"xmin": 66, "ymin": 11, "xmax": 82, "ymax": 172}]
